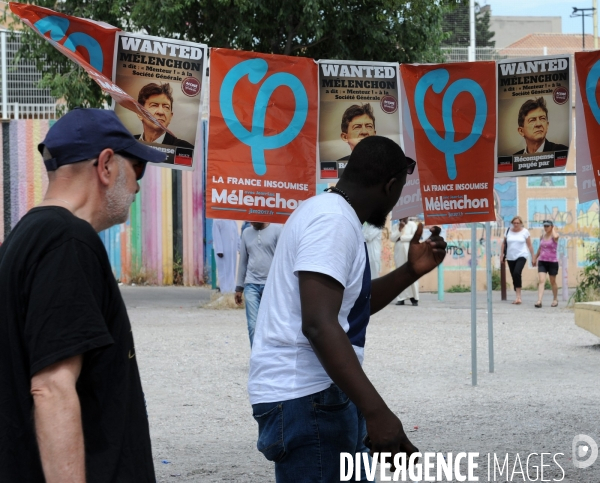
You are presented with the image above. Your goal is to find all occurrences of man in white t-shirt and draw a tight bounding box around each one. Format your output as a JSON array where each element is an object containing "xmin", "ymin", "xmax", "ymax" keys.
[{"xmin": 248, "ymin": 136, "xmax": 447, "ymax": 482}]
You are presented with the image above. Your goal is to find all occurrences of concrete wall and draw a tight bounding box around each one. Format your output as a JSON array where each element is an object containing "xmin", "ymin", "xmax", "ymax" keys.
[{"xmin": 490, "ymin": 16, "xmax": 562, "ymax": 48}]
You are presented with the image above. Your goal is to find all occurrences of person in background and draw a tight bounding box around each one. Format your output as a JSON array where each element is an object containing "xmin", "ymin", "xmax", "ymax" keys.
[
  {"xmin": 213, "ymin": 219, "xmax": 239, "ymax": 293},
  {"xmin": 362, "ymin": 222, "xmax": 382, "ymax": 279},
  {"xmin": 533, "ymin": 220, "xmax": 560, "ymax": 308},
  {"xmin": 390, "ymin": 217, "xmax": 419, "ymax": 306},
  {"xmin": 235, "ymin": 222, "xmax": 283, "ymax": 346},
  {"xmin": 501, "ymin": 215, "xmax": 536, "ymax": 305}
]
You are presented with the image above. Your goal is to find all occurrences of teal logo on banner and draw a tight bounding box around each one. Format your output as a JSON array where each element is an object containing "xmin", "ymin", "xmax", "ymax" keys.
[
  {"xmin": 414, "ymin": 69, "xmax": 487, "ymax": 180},
  {"xmin": 586, "ymin": 59, "xmax": 600, "ymax": 124},
  {"xmin": 219, "ymin": 58, "xmax": 308, "ymax": 176},
  {"xmin": 34, "ymin": 16, "xmax": 103, "ymax": 72}
]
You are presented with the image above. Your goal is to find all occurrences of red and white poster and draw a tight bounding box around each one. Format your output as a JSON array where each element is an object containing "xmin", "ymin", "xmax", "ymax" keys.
[
  {"xmin": 391, "ymin": 75, "xmax": 423, "ymax": 220},
  {"xmin": 10, "ymin": 2, "xmax": 168, "ymax": 137},
  {"xmin": 401, "ymin": 62, "xmax": 496, "ymax": 225},
  {"xmin": 575, "ymin": 51, "xmax": 600, "ymax": 202},
  {"xmin": 206, "ymin": 48, "xmax": 318, "ymax": 223}
]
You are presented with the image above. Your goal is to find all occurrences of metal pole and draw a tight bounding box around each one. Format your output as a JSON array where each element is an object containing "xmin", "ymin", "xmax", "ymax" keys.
[
  {"xmin": 485, "ymin": 222, "xmax": 494, "ymax": 373},
  {"xmin": 471, "ymin": 223, "xmax": 477, "ymax": 386},
  {"xmin": 500, "ymin": 262, "xmax": 507, "ymax": 300},
  {"xmin": 1, "ymin": 31, "xmax": 7, "ymax": 120},
  {"xmin": 211, "ymin": 248, "xmax": 217, "ymax": 289},
  {"xmin": 562, "ymin": 253, "xmax": 569, "ymax": 302},
  {"xmin": 469, "ymin": 0, "xmax": 476, "ymax": 62},
  {"xmin": 595, "ymin": 0, "xmax": 598, "ymax": 49},
  {"xmin": 583, "ymin": 13, "xmax": 586, "ymax": 50},
  {"xmin": 438, "ymin": 263, "xmax": 444, "ymax": 301}
]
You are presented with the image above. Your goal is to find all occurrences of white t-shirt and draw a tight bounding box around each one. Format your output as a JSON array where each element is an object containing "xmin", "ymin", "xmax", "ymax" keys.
[
  {"xmin": 506, "ymin": 228, "xmax": 531, "ymax": 260},
  {"xmin": 248, "ymin": 193, "xmax": 370, "ymax": 405}
]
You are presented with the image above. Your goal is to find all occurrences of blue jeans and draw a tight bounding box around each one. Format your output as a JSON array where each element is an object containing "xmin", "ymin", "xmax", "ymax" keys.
[
  {"xmin": 252, "ymin": 384, "xmax": 371, "ymax": 482},
  {"xmin": 244, "ymin": 283, "xmax": 265, "ymax": 347}
]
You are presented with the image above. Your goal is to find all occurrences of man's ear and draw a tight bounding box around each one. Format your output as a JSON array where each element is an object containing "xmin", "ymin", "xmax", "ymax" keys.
[
  {"xmin": 517, "ymin": 126, "xmax": 524, "ymax": 138},
  {"xmin": 340, "ymin": 132, "xmax": 348, "ymax": 143},
  {"xmin": 95, "ymin": 148, "xmax": 116, "ymax": 187}
]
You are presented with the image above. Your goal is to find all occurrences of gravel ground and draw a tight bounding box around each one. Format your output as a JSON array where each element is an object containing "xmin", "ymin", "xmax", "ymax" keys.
[{"xmin": 121, "ymin": 287, "xmax": 600, "ymax": 482}]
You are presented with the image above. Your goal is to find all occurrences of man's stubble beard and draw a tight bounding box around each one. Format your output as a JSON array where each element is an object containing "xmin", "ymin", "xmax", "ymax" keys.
[{"xmin": 105, "ymin": 159, "xmax": 136, "ymax": 227}]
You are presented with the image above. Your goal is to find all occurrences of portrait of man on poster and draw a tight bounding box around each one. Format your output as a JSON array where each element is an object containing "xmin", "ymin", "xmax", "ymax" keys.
[
  {"xmin": 338, "ymin": 103, "xmax": 376, "ymax": 161},
  {"xmin": 513, "ymin": 97, "xmax": 568, "ymax": 155},
  {"xmin": 135, "ymin": 82, "xmax": 194, "ymax": 149}
]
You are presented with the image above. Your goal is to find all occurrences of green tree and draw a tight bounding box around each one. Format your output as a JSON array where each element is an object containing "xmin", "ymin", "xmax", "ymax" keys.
[
  {"xmin": 442, "ymin": 1, "xmax": 495, "ymax": 47},
  {"xmin": 9, "ymin": 0, "xmax": 459, "ymax": 110}
]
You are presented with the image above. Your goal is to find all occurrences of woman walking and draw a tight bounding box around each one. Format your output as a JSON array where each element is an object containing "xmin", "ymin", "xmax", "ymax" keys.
[
  {"xmin": 532, "ymin": 220, "xmax": 560, "ymax": 308},
  {"xmin": 501, "ymin": 216, "xmax": 536, "ymax": 304}
]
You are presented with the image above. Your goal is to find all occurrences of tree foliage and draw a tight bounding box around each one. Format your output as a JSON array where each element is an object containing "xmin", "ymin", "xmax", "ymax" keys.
[
  {"xmin": 442, "ymin": 1, "xmax": 495, "ymax": 47},
  {"xmin": 10, "ymin": 0, "xmax": 460, "ymax": 110}
]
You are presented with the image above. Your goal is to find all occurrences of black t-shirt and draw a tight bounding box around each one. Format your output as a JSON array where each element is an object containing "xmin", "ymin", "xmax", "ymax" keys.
[{"xmin": 0, "ymin": 207, "xmax": 155, "ymax": 482}]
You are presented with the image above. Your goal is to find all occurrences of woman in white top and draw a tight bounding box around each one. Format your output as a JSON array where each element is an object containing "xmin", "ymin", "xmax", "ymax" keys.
[{"xmin": 500, "ymin": 215, "xmax": 536, "ymax": 304}]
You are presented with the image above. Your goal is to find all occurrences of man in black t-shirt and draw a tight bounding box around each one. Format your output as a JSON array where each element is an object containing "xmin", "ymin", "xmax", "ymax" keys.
[{"xmin": 0, "ymin": 109, "xmax": 166, "ymax": 482}]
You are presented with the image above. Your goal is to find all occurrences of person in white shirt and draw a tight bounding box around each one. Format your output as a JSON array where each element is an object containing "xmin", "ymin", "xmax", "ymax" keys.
[
  {"xmin": 362, "ymin": 223, "xmax": 382, "ymax": 279},
  {"xmin": 390, "ymin": 217, "xmax": 419, "ymax": 306},
  {"xmin": 212, "ymin": 219, "xmax": 239, "ymax": 293},
  {"xmin": 500, "ymin": 215, "xmax": 536, "ymax": 304},
  {"xmin": 248, "ymin": 136, "xmax": 447, "ymax": 482}
]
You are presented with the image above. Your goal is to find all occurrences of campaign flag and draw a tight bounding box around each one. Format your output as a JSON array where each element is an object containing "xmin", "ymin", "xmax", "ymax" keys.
[
  {"xmin": 401, "ymin": 62, "xmax": 496, "ymax": 225},
  {"xmin": 317, "ymin": 60, "xmax": 401, "ymax": 181},
  {"xmin": 391, "ymin": 75, "xmax": 423, "ymax": 220},
  {"xmin": 496, "ymin": 55, "xmax": 571, "ymax": 177},
  {"xmin": 112, "ymin": 33, "xmax": 207, "ymax": 171},
  {"xmin": 10, "ymin": 2, "xmax": 169, "ymax": 137},
  {"xmin": 207, "ymin": 48, "xmax": 318, "ymax": 223},
  {"xmin": 576, "ymin": 51, "xmax": 600, "ymax": 202}
]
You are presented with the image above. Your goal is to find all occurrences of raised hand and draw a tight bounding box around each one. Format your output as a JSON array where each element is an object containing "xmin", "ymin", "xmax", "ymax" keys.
[{"xmin": 406, "ymin": 223, "xmax": 447, "ymax": 278}]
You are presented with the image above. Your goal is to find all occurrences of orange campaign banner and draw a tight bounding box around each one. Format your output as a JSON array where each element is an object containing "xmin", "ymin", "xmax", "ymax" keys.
[
  {"xmin": 207, "ymin": 48, "xmax": 318, "ymax": 223},
  {"xmin": 10, "ymin": 2, "xmax": 171, "ymax": 137},
  {"xmin": 575, "ymin": 51, "xmax": 600, "ymax": 202},
  {"xmin": 401, "ymin": 62, "xmax": 496, "ymax": 225}
]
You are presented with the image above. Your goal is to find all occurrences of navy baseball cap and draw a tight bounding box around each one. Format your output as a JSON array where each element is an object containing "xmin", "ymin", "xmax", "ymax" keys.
[{"xmin": 38, "ymin": 108, "xmax": 167, "ymax": 174}]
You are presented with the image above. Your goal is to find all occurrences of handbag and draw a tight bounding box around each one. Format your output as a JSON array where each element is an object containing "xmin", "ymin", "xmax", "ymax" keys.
[{"xmin": 503, "ymin": 228, "xmax": 509, "ymax": 261}]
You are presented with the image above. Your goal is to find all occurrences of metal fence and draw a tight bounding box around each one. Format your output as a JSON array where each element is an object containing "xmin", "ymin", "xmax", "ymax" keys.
[
  {"xmin": 0, "ymin": 30, "xmax": 59, "ymax": 119},
  {"xmin": 441, "ymin": 47, "xmax": 576, "ymax": 63}
]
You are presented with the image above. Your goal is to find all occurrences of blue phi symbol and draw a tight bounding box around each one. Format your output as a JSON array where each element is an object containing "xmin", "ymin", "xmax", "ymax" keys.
[
  {"xmin": 585, "ymin": 59, "xmax": 600, "ymax": 124},
  {"xmin": 219, "ymin": 59, "xmax": 308, "ymax": 176},
  {"xmin": 34, "ymin": 16, "xmax": 104, "ymax": 72},
  {"xmin": 414, "ymin": 69, "xmax": 487, "ymax": 180}
]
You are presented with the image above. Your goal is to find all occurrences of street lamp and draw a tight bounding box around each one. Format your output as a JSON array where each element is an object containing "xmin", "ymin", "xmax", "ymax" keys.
[{"xmin": 572, "ymin": 7, "xmax": 596, "ymax": 50}]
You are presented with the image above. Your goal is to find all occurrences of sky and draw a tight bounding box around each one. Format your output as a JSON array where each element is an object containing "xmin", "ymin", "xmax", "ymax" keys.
[{"xmin": 484, "ymin": 0, "xmax": 596, "ymax": 35}]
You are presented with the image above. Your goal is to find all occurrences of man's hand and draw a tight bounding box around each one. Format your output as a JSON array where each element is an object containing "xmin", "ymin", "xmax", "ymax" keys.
[
  {"xmin": 235, "ymin": 291, "xmax": 243, "ymax": 305},
  {"xmin": 406, "ymin": 223, "xmax": 446, "ymax": 278},
  {"xmin": 216, "ymin": 252, "xmax": 224, "ymax": 258},
  {"xmin": 364, "ymin": 408, "xmax": 419, "ymax": 468}
]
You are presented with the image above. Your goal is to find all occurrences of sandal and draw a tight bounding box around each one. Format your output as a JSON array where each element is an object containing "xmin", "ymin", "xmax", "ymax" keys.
[
  {"xmin": 512, "ymin": 300, "xmax": 522, "ymax": 305},
  {"xmin": 551, "ymin": 301, "xmax": 558, "ymax": 307},
  {"xmin": 535, "ymin": 302, "xmax": 542, "ymax": 308}
]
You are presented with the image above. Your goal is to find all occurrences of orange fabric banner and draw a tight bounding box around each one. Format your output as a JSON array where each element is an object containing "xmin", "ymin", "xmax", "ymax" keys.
[
  {"xmin": 10, "ymin": 2, "xmax": 170, "ymax": 135},
  {"xmin": 575, "ymin": 51, "xmax": 600, "ymax": 201},
  {"xmin": 207, "ymin": 48, "xmax": 318, "ymax": 223},
  {"xmin": 401, "ymin": 62, "xmax": 496, "ymax": 225}
]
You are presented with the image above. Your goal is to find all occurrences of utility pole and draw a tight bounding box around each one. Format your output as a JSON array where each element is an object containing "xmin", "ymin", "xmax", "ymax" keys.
[
  {"xmin": 469, "ymin": 0, "xmax": 476, "ymax": 61},
  {"xmin": 572, "ymin": 7, "xmax": 596, "ymax": 50}
]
